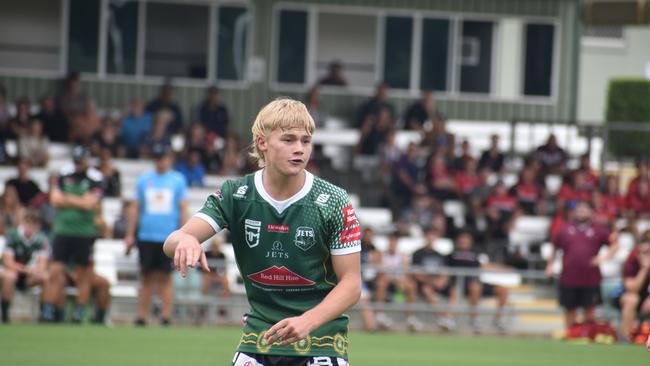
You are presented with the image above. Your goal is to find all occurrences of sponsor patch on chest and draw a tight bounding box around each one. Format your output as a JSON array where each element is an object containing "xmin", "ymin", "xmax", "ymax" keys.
[{"xmin": 247, "ymin": 266, "xmax": 315, "ymax": 286}]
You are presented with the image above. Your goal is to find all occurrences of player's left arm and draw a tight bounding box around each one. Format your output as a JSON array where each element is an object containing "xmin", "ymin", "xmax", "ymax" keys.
[{"xmin": 265, "ymin": 252, "xmax": 361, "ymax": 347}]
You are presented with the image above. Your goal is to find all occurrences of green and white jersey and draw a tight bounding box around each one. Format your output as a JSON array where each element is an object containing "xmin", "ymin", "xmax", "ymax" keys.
[
  {"xmin": 53, "ymin": 164, "xmax": 103, "ymax": 237},
  {"xmin": 195, "ymin": 170, "xmax": 361, "ymax": 359},
  {"xmin": 3, "ymin": 227, "xmax": 49, "ymax": 265}
]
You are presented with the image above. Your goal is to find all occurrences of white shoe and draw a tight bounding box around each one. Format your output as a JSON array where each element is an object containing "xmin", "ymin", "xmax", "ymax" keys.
[
  {"xmin": 437, "ymin": 317, "xmax": 457, "ymax": 331},
  {"xmin": 493, "ymin": 318, "xmax": 507, "ymax": 333},
  {"xmin": 407, "ymin": 316, "xmax": 424, "ymax": 332},
  {"xmin": 375, "ymin": 312, "xmax": 394, "ymax": 330},
  {"xmin": 469, "ymin": 318, "xmax": 482, "ymax": 334}
]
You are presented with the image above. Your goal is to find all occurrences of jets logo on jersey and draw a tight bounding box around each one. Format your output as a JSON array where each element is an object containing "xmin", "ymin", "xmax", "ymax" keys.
[
  {"xmin": 234, "ymin": 185, "xmax": 248, "ymax": 198},
  {"xmin": 294, "ymin": 226, "xmax": 316, "ymax": 251},
  {"xmin": 315, "ymin": 193, "xmax": 330, "ymax": 205},
  {"xmin": 244, "ymin": 219, "xmax": 261, "ymax": 248}
]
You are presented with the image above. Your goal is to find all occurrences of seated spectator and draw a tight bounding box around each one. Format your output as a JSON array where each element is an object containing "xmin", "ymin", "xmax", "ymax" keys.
[
  {"xmin": 427, "ymin": 153, "xmax": 458, "ymax": 201},
  {"xmin": 602, "ymin": 175, "xmax": 625, "ymax": 218},
  {"xmin": 619, "ymin": 239, "xmax": 650, "ymax": 342},
  {"xmin": 626, "ymin": 179, "xmax": 650, "ymax": 218},
  {"xmin": 549, "ymin": 203, "xmax": 573, "ymax": 240},
  {"xmin": 120, "ymin": 98, "xmax": 153, "ymax": 158},
  {"xmin": 7, "ymin": 97, "xmax": 31, "ymax": 140},
  {"xmin": 446, "ymin": 231, "xmax": 510, "ymax": 332},
  {"xmin": 485, "ymin": 181, "xmax": 518, "ymax": 242},
  {"xmin": 455, "ymin": 158, "xmax": 480, "ymax": 198},
  {"xmin": 545, "ymin": 201, "xmax": 619, "ymax": 332},
  {"xmin": 627, "ymin": 158, "xmax": 650, "ymax": 198},
  {"xmin": 174, "ymin": 148, "xmax": 206, "ymax": 187},
  {"xmin": 70, "ymin": 99, "xmax": 101, "ymax": 145},
  {"xmin": 478, "ymin": 134, "xmax": 505, "ymax": 173},
  {"xmin": 35, "ymin": 95, "xmax": 68, "ymax": 143},
  {"xmin": 91, "ymin": 117, "xmax": 120, "ymax": 157},
  {"xmin": 1, "ymin": 210, "xmax": 49, "ymax": 323},
  {"xmin": 510, "ymin": 166, "xmax": 545, "ymax": 215},
  {"xmin": 373, "ymin": 232, "xmax": 422, "ymax": 331},
  {"xmin": 574, "ymin": 153, "xmax": 599, "ymax": 191},
  {"xmin": 146, "ymin": 83, "xmax": 183, "ymax": 135},
  {"xmin": 185, "ymin": 123, "xmax": 208, "ymax": 156},
  {"xmin": 57, "ymin": 72, "xmax": 87, "ymax": 131},
  {"xmin": 196, "ymin": 86, "xmax": 229, "ymax": 139},
  {"xmin": 557, "ymin": 171, "xmax": 591, "ymax": 211},
  {"xmin": 318, "ymin": 60, "xmax": 348, "ymax": 87},
  {"xmin": 403, "ymin": 90, "xmax": 440, "ymax": 132},
  {"xmin": 219, "ymin": 135, "xmax": 245, "ymax": 175},
  {"xmin": 18, "ymin": 119, "xmax": 49, "ymax": 167},
  {"xmin": 96, "ymin": 148, "xmax": 121, "ymax": 197},
  {"xmin": 400, "ymin": 193, "xmax": 438, "ymax": 231},
  {"xmin": 422, "ymin": 117, "xmax": 455, "ymax": 158},
  {"xmin": 390, "ymin": 142, "xmax": 425, "ymax": 212},
  {"xmin": 451, "ymin": 140, "xmax": 474, "ymax": 172},
  {"xmin": 356, "ymin": 82, "xmax": 394, "ymax": 128},
  {"xmin": 534, "ymin": 134, "xmax": 568, "ymax": 176},
  {"xmin": 140, "ymin": 110, "xmax": 172, "ymax": 158},
  {"xmin": 356, "ymin": 106, "xmax": 393, "ymax": 157},
  {"xmin": 5, "ymin": 158, "xmax": 42, "ymax": 206},
  {"xmin": 411, "ymin": 228, "xmax": 456, "ymax": 330},
  {"xmin": 111, "ymin": 200, "xmax": 131, "ymax": 239},
  {"xmin": 591, "ymin": 190, "xmax": 616, "ymax": 228},
  {"xmin": 0, "ymin": 185, "xmax": 24, "ymax": 234}
]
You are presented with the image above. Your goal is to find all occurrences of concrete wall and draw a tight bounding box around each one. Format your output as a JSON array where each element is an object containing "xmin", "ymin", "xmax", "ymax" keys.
[{"xmin": 578, "ymin": 26, "xmax": 650, "ymax": 123}]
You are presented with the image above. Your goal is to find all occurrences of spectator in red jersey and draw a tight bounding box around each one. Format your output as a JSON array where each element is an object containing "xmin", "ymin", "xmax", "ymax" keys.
[
  {"xmin": 486, "ymin": 181, "xmax": 518, "ymax": 241},
  {"xmin": 557, "ymin": 171, "xmax": 591, "ymax": 211},
  {"xmin": 591, "ymin": 190, "xmax": 616, "ymax": 228},
  {"xmin": 478, "ymin": 134, "xmax": 505, "ymax": 174},
  {"xmin": 510, "ymin": 166, "xmax": 546, "ymax": 215},
  {"xmin": 534, "ymin": 134, "xmax": 568, "ymax": 176},
  {"xmin": 619, "ymin": 239, "xmax": 650, "ymax": 341},
  {"xmin": 627, "ymin": 158, "xmax": 649, "ymax": 198},
  {"xmin": 455, "ymin": 158, "xmax": 480, "ymax": 198},
  {"xmin": 545, "ymin": 201, "xmax": 619, "ymax": 331},
  {"xmin": 602, "ymin": 175, "xmax": 625, "ymax": 218},
  {"xmin": 575, "ymin": 153, "xmax": 599, "ymax": 191},
  {"xmin": 427, "ymin": 153, "xmax": 458, "ymax": 201},
  {"xmin": 451, "ymin": 140, "xmax": 474, "ymax": 172},
  {"xmin": 626, "ymin": 179, "xmax": 650, "ymax": 218},
  {"xmin": 549, "ymin": 203, "xmax": 574, "ymax": 240}
]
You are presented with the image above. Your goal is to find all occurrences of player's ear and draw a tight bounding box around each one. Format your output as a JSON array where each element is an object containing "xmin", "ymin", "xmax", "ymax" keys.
[{"xmin": 256, "ymin": 134, "xmax": 268, "ymax": 153}]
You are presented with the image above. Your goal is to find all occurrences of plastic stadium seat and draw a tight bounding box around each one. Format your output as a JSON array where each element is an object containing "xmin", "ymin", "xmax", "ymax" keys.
[
  {"xmin": 355, "ymin": 208, "xmax": 392, "ymax": 231},
  {"xmin": 508, "ymin": 216, "xmax": 551, "ymax": 256},
  {"xmin": 443, "ymin": 200, "xmax": 466, "ymax": 227},
  {"xmin": 101, "ymin": 198, "xmax": 123, "ymax": 229},
  {"xmin": 545, "ymin": 175, "xmax": 562, "ymax": 195}
]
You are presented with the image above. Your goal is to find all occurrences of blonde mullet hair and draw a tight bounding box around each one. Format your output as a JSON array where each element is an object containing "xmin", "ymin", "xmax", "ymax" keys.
[{"xmin": 250, "ymin": 98, "xmax": 316, "ymax": 167}]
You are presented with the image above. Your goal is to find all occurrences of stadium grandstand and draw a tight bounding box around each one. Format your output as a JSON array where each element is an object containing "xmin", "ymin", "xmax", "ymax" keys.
[{"xmin": 2, "ymin": 0, "xmax": 650, "ymax": 364}]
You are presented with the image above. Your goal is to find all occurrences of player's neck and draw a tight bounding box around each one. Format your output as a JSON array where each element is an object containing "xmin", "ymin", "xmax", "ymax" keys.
[{"xmin": 261, "ymin": 167, "xmax": 306, "ymax": 201}]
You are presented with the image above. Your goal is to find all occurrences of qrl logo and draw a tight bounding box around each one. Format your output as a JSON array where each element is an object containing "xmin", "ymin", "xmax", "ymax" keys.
[
  {"xmin": 244, "ymin": 219, "xmax": 261, "ymax": 248},
  {"xmin": 294, "ymin": 226, "xmax": 315, "ymax": 251}
]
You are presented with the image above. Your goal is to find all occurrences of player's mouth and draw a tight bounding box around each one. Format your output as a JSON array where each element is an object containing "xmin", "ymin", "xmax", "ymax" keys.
[{"xmin": 288, "ymin": 158, "xmax": 304, "ymax": 166}]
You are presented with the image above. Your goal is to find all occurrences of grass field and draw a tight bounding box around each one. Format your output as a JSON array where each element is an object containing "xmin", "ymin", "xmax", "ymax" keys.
[{"xmin": 0, "ymin": 325, "xmax": 647, "ymax": 366}]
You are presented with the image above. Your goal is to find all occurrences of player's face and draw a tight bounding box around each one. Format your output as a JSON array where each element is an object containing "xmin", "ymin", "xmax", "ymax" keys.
[{"xmin": 262, "ymin": 127, "xmax": 312, "ymax": 176}]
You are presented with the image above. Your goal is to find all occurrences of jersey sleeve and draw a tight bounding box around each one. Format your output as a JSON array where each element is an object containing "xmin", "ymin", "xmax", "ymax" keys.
[
  {"xmin": 327, "ymin": 194, "xmax": 361, "ymax": 256},
  {"xmin": 193, "ymin": 181, "xmax": 233, "ymax": 233}
]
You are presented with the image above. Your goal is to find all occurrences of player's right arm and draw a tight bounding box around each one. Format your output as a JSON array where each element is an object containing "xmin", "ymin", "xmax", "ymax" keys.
[{"xmin": 163, "ymin": 217, "xmax": 215, "ymax": 276}]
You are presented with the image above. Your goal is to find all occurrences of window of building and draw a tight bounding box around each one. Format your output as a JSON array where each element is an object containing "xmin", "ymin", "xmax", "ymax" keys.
[
  {"xmin": 420, "ymin": 18, "xmax": 450, "ymax": 91},
  {"xmin": 383, "ymin": 16, "xmax": 413, "ymax": 89},
  {"xmin": 106, "ymin": 0, "xmax": 138, "ymax": 75},
  {"xmin": 523, "ymin": 23, "xmax": 554, "ymax": 97},
  {"xmin": 459, "ymin": 20, "xmax": 493, "ymax": 94},
  {"xmin": 276, "ymin": 9, "xmax": 308, "ymax": 84},
  {"xmin": 217, "ymin": 6, "xmax": 249, "ymax": 81},
  {"xmin": 68, "ymin": 0, "xmax": 100, "ymax": 73}
]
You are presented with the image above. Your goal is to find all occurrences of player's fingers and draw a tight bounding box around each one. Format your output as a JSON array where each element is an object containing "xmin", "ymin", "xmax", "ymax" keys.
[
  {"xmin": 179, "ymin": 249, "xmax": 187, "ymax": 277},
  {"xmin": 173, "ymin": 248, "xmax": 180, "ymax": 270},
  {"xmin": 200, "ymin": 252, "xmax": 210, "ymax": 272},
  {"xmin": 186, "ymin": 247, "xmax": 195, "ymax": 268},
  {"xmin": 265, "ymin": 321, "xmax": 287, "ymax": 343},
  {"xmin": 279, "ymin": 336, "xmax": 299, "ymax": 347}
]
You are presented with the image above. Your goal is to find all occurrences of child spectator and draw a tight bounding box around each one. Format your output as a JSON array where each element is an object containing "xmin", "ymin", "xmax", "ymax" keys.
[
  {"xmin": 0, "ymin": 185, "xmax": 25, "ymax": 234},
  {"xmin": 1, "ymin": 210, "xmax": 49, "ymax": 323},
  {"xmin": 18, "ymin": 119, "xmax": 49, "ymax": 167},
  {"xmin": 602, "ymin": 175, "xmax": 625, "ymax": 218}
]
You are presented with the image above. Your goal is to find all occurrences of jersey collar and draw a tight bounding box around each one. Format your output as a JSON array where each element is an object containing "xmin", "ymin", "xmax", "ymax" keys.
[{"xmin": 254, "ymin": 169, "xmax": 314, "ymax": 215}]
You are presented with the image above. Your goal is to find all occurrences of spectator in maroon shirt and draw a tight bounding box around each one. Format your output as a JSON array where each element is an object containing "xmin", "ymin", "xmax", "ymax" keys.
[
  {"xmin": 619, "ymin": 239, "xmax": 650, "ymax": 341},
  {"xmin": 557, "ymin": 171, "xmax": 591, "ymax": 211},
  {"xmin": 534, "ymin": 134, "xmax": 568, "ymax": 176},
  {"xmin": 591, "ymin": 190, "xmax": 616, "ymax": 228},
  {"xmin": 478, "ymin": 134, "xmax": 505, "ymax": 173},
  {"xmin": 427, "ymin": 153, "xmax": 458, "ymax": 201},
  {"xmin": 486, "ymin": 181, "xmax": 518, "ymax": 240},
  {"xmin": 626, "ymin": 179, "xmax": 650, "ymax": 218},
  {"xmin": 550, "ymin": 203, "xmax": 574, "ymax": 240},
  {"xmin": 545, "ymin": 201, "xmax": 619, "ymax": 331},
  {"xmin": 455, "ymin": 158, "xmax": 480, "ymax": 199},
  {"xmin": 511, "ymin": 166, "xmax": 546, "ymax": 215},
  {"xmin": 627, "ymin": 158, "xmax": 649, "ymax": 198},
  {"xmin": 602, "ymin": 175, "xmax": 625, "ymax": 218},
  {"xmin": 574, "ymin": 153, "xmax": 599, "ymax": 191}
]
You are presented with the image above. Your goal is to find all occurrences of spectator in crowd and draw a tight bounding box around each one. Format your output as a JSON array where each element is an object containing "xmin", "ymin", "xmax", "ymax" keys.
[
  {"xmin": 141, "ymin": 110, "xmax": 173, "ymax": 157},
  {"xmin": 174, "ymin": 148, "xmax": 206, "ymax": 187},
  {"xmin": 549, "ymin": 202, "xmax": 574, "ymax": 240},
  {"xmin": 619, "ymin": 239, "xmax": 650, "ymax": 341},
  {"xmin": 373, "ymin": 232, "xmax": 422, "ymax": 331},
  {"xmin": 0, "ymin": 85, "xmax": 9, "ymax": 131},
  {"xmin": 112, "ymin": 200, "xmax": 131, "ymax": 239},
  {"xmin": 69, "ymin": 99, "xmax": 101, "ymax": 145},
  {"xmin": 125, "ymin": 143, "xmax": 188, "ymax": 326},
  {"xmin": 403, "ymin": 90, "xmax": 440, "ymax": 132},
  {"xmin": 427, "ymin": 153, "xmax": 457, "ymax": 201},
  {"xmin": 545, "ymin": 201, "xmax": 619, "ymax": 331},
  {"xmin": 0, "ymin": 185, "xmax": 24, "ymax": 235},
  {"xmin": 57, "ymin": 72, "xmax": 87, "ymax": 129},
  {"xmin": 534, "ymin": 134, "xmax": 568, "ymax": 176},
  {"xmin": 5, "ymin": 158, "xmax": 42, "ymax": 206},
  {"xmin": 185, "ymin": 123, "xmax": 208, "ymax": 156},
  {"xmin": 627, "ymin": 158, "xmax": 649, "ymax": 198},
  {"xmin": 510, "ymin": 166, "xmax": 545, "ymax": 215},
  {"xmin": 305, "ymin": 86, "xmax": 325, "ymax": 127},
  {"xmin": 557, "ymin": 171, "xmax": 591, "ymax": 211},
  {"xmin": 602, "ymin": 175, "xmax": 625, "ymax": 219},
  {"xmin": 356, "ymin": 106, "xmax": 394, "ymax": 157},
  {"xmin": 356, "ymin": 228, "xmax": 379, "ymax": 332},
  {"xmin": 196, "ymin": 86, "xmax": 229, "ymax": 139},
  {"xmin": 7, "ymin": 97, "xmax": 31, "ymax": 139},
  {"xmin": 422, "ymin": 117, "xmax": 454, "ymax": 158},
  {"xmin": 120, "ymin": 98, "xmax": 153, "ymax": 158},
  {"xmin": 42, "ymin": 145, "xmax": 104, "ymax": 323},
  {"xmin": 411, "ymin": 228, "xmax": 456, "ymax": 330},
  {"xmin": 219, "ymin": 135, "xmax": 245, "ymax": 176},
  {"xmin": 146, "ymin": 83, "xmax": 183, "ymax": 135},
  {"xmin": 574, "ymin": 153, "xmax": 599, "ymax": 191},
  {"xmin": 318, "ymin": 60, "xmax": 348, "ymax": 86},
  {"xmin": 390, "ymin": 142, "xmax": 425, "ymax": 212},
  {"xmin": 455, "ymin": 158, "xmax": 480, "ymax": 199},
  {"xmin": 478, "ymin": 134, "xmax": 505, "ymax": 173},
  {"xmin": 485, "ymin": 181, "xmax": 518, "ymax": 244},
  {"xmin": 18, "ymin": 119, "xmax": 49, "ymax": 167},
  {"xmin": 30, "ymin": 173, "xmax": 58, "ymax": 235},
  {"xmin": 356, "ymin": 82, "xmax": 394, "ymax": 128},
  {"xmin": 446, "ymin": 231, "xmax": 510, "ymax": 332},
  {"xmin": 400, "ymin": 193, "xmax": 438, "ymax": 232},
  {"xmin": 91, "ymin": 117, "xmax": 120, "ymax": 157},
  {"xmin": 35, "ymin": 95, "xmax": 69, "ymax": 143},
  {"xmin": 0, "ymin": 210, "xmax": 49, "ymax": 323},
  {"xmin": 96, "ymin": 148, "xmax": 121, "ymax": 198},
  {"xmin": 64, "ymin": 264, "xmax": 111, "ymax": 324},
  {"xmin": 626, "ymin": 178, "xmax": 650, "ymax": 218},
  {"xmin": 591, "ymin": 190, "xmax": 616, "ymax": 228},
  {"xmin": 451, "ymin": 140, "xmax": 474, "ymax": 172}
]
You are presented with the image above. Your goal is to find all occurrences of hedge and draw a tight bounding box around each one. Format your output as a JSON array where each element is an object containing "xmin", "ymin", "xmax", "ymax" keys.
[{"xmin": 605, "ymin": 78, "xmax": 650, "ymax": 157}]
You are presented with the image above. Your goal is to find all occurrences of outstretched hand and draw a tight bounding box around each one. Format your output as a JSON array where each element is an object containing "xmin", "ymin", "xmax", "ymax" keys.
[
  {"xmin": 265, "ymin": 316, "xmax": 315, "ymax": 347},
  {"xmin": 173, "ymin": 237, "xmax": 210, "ymax": 277}
]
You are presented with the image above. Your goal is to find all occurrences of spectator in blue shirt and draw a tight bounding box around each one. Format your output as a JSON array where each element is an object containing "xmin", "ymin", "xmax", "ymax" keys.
[
  {"xmin": 120, "ymin": 98, "xmax": 152, "ymax": 158},
  {"xmin": 174, "ymin": 148, "xmax": 205, "ymax": 187},
  {"xmin": 125, "ymin": 143, "xmax": 188, "ymax": 326}
]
